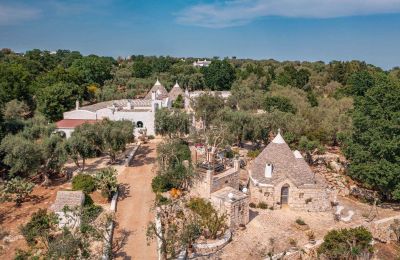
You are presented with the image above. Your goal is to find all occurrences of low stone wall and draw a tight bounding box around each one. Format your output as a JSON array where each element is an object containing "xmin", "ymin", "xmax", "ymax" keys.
[
  {"xmin": 192, "ymin": 230, "xmax": 232, "ymax": 255},
  {"xmin": 102, "ymin": 190, "xmax": 119, "ymax": 260},
  {"xmin": 363, "ymin": 215, "xmax": 400, "ymax": 243},
  {"xmin": 125, "ymin": 143, "xmax": 141, "ymax": 166}
]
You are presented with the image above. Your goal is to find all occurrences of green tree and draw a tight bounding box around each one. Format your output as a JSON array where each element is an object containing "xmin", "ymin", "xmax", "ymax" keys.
[
  {"xmin": 100, "ymin": 120, "xmax": 133, "ymax": 163},
  {"xmin": 132, "ymin": 60, "xmax": 152, "ymax": 78},
  {"xmin": 37, "ymin": 82, "xmax": 83, "ymax": 121},
  {"xmin": 317, "ymin": 227, "xmax": 373, "ymax": 259},
  {"xmin": 264, "ymin": 96, "xmax": 297, "ymax": 113},
  {"xmin": 192, "ymin": 93, "xmax": 225, "ymax": 128},
  {"xmin": 346, "ymin": 70, "xmax": 375, "ymax": 96},
  {"xmin": 69, "ymin": 55, "xmax": 114, "ymax": 85},
  {"xmin": 65, "ymin": 124, "xmax": 102, "ymax": 170},
  {"xmin": 201, "ymin": 60, "xmax": 236, "ymax": 90},
  {"xmin": 155, "ymin": 108, "xmax": 190, "ymax": 138},
  {"xmin": 0, "ymin": 63, "xmax": 32, "ymax": 108},
  {"xmin": 40, "ymin": 134, "xmax": 68, "ymax": 185},
  {"xmin": 0, "ymin": 135, "xmax": 42, "ymax": 177},
  {"xmin": 172, "ymin": 94, "xmax": 184, "ymax": 109},
  {"xmin": 343, "ymin": 74, "xmax": 400, "ymax": 200}
]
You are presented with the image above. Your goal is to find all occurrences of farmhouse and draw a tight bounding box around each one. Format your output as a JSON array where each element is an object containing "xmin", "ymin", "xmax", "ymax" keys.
[
  {"xmin": 249, "ymin": 130, "xmax": 333, "ymax": 211},
  {"xmin": 56, "ymin": 79, "xmax": 172, "ymax": 137}
]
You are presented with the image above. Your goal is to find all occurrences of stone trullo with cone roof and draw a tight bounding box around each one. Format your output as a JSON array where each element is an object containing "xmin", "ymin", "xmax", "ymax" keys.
[{"xmin": 249, "ymin": 130, "xmax": 333, "ymax": 211}]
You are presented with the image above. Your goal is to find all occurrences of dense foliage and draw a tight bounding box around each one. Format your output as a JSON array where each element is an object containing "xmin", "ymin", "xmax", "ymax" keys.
[
  {"xmin": 0, "ymin": 48, "xmax": 399, "ymax": 200},
  {"xmin": 318, "ymin": 227, "xmax": 373, "ymax": 259}
]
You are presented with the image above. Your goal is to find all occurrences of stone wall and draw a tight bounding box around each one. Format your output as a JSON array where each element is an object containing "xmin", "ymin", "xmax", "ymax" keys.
[
  {"xmin": 192, "ymin": 230, "xmax": 232, "ymax": 256},
  {"xmin": 211, "ymin": 168, "xmax": 239, "ymax": 194},
  {"xmin": 250, "ymin": 179, "xmax": 332, "ymax": 211},
  {"xmin": 211, "ymin": 195, "xmax": 249, "ymax": 229}
]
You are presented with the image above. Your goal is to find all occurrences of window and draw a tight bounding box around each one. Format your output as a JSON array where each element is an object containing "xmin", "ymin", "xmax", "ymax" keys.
[{"xmin": 299, "ymin": 193, "xmax": 304, "ymax": 199}]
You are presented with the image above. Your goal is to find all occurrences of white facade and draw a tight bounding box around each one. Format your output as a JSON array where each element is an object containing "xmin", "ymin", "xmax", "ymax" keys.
[{"xmin": 60, "ymin": 80, "xmax": 172, "ymax": 137}]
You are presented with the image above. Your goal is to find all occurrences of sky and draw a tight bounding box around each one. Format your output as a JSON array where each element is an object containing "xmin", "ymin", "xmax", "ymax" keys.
[{"xmin": 1, "ymin": 0, "xmax": 400, "ymax": 69}]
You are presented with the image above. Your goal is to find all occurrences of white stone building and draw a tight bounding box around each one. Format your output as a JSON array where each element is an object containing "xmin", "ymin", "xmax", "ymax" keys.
[
  {"xmin": 57, "ymin": 79, "xmax": 172, "ymax": 137},
  {"xmin": 193, "ymin": 59, "xmax": 211, "ymax": 67}
]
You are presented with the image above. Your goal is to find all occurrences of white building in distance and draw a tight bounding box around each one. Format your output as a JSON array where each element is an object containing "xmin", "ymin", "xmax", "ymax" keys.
[{"xmin": 193, "ymin": 59, "xmax": 211, "ymax": 67}]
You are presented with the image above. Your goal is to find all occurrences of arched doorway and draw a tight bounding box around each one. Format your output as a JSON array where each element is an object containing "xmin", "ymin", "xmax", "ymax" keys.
[
  {"xmin": 281, "ymin": 184, "xmax": 290, "ymax": 205},
  {"xmin": 136, "ymin": 121, "xmax": 144, "ymax": 128}
]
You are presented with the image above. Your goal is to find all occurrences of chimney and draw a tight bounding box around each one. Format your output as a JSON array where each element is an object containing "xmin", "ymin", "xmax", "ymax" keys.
[
  {"xmin": 151, "ymin": 91, "xmax": 156, "ymax": 101},
  {"xmin": 265, "ymin": 163, "xmax": 273, "ymax": 178},
  {"xmin": 75, "ymin": 100, "xmax": 79, "ymax": 110},
  {"xmin": 233, "ymin": 158, "xmax": 240, "ymax": 171}
]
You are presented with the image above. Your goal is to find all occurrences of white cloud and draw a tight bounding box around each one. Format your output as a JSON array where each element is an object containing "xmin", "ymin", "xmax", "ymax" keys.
[
  {"xmin": 0, "ymin": 4, "xmax": 41, "ymax": 25},
  {"xmin": 176, "ymin": 0, "xmax": 400, "ymax": 28}
]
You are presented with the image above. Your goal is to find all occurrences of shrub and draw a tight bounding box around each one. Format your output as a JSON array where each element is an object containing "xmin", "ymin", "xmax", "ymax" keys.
[
  {"xmin": 20, "ymin": 209, "xmax": 58, "ymax": 246},
  {"xmin": 249, "ymin": 202, "xmax": 257, "ymax": 208},
  {"xmin": 151, "ymin": 175, "xmax": 174, "ymax": 193},
  {"xmin": 95, "ymin": 167, "xmax": 118, "ymax": 199},
  {"xmin": 148, "ymin": 135, "xmax": 155, "ymax": 140},
  {"xmin": 318, "ymin": 227, "xmax": 373, "ymax": 259},
  {"xmin": 155, "ymin": 194, "xmax": 170, "ymax": 206},
  {"xmin": 72, "ymin": 174, "xmax": 96, "ymax": 193},
  {"xmin": 289, "ymin": 238, "xmax": 298, "ymax": 247},
  {"xmin": 305, "ymin": 198, "xmax": 312, "ymax": 204},
  {"xmin": 1, "ymin": 177, "xmax": 34, "ymax": 206},
  {"xmin": 296, "ymin": 218, "xmax": 306, "ymax": 225},
  {"xmin": 187, "ymin": 197, "xmax": 227, "ymax": 239},
  {"xmin": 225, "ymin": 150, "xmax": 234, "ymax": 159},
  {"xmin": 247, "ymin": 149, "xmax": 261, "ymax": 159},
  {"xmin": 257, "ymin": 202, "xmax": 268, "ymax": 209}
]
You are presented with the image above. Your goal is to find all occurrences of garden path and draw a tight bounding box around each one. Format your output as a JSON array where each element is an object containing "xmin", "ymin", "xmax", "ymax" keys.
[{"xmin": 114, "ymin": 141, "xmax": 158, "ymax": 260}]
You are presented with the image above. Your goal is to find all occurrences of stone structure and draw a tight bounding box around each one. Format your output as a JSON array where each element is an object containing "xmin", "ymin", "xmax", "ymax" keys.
[
  {"xmin": 192, "ymin": 158, "xmax": 249, "ymax": 229},
  {"xmin": 50, "ymin": 190, "xmax": 85, "ymax": 228},
  {"xmin": 249, "ymin": 131, "xmax": 332, "ymax": 211},
  {"xmin": 57, "ymin": 79, "xmax": 171, "ymax": 137},
  {"xmin": 193, "ymin": 59, "xmax": 211, "ymax": 67}
]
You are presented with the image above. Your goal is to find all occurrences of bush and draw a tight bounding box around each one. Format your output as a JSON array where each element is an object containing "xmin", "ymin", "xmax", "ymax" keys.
[
  {"xmin": 1, "ymin": 177, "xmax": 34, "ymax": 206},
  {"xmin": 148, "ymin": 135, "xmax": 155, "ymax": 140},
  {"xmin": 318, "ymin": 227, "xmax": 373, "ymax": 259},
  {"xmin": 72, "ymin": 174, "xmax": 96, "ymax": 193},
  {"xmin": 305, "ymin": 198, "xmax": 312, "ymax": 204},
  {"xmin": 296, "ymin": 218, "xmax": 306, "ymax": 225},
  {"xmin": 257, "ymin": 202, "xmax": 268, "ymax": 209},
  {"xmin": 249, "ymin": 202, "xmax": 257, "ymax": 208},
  {"xmin": 155, "ymin": 194, "xmax": 170, "ymax": 206},
  {"xmin": 151, "ymin": 175, "xmax": 174, "ymax": 193},
  {"xmin": 20, "ymin": 209, "xmax": 58, "ymax": 246},
  {"xmin": 247, "ymin": 149, "xmax": 260, "ymax": 159},
  {"xmin": 95, "ymin": 167, "xmax": 118, "ymax": 199}
]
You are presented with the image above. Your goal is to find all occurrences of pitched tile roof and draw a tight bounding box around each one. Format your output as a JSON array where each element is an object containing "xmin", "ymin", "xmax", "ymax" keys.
[
  {"xmin": 250, "ymin": 133, "xmax": 326, "ymax": 188},
  {"xmin": 56, "ymin": 119, "xmax": 98, "ymax": 129}
]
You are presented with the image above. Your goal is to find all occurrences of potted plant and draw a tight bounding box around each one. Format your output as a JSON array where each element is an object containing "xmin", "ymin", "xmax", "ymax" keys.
[{"xmin": 306, "ymin": 230, "xmax": 316, "ymax": 244}]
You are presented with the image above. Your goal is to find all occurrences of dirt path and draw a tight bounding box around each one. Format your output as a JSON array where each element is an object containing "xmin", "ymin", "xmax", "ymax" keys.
[{"xmin": 114, "ymin": 142, "xmax": 158, "ymax": 260}]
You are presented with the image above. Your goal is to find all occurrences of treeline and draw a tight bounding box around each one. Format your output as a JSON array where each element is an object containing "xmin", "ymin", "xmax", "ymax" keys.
[{"xmin": 0, "ymin": 48, "xmax": 399, "ymax": 200}]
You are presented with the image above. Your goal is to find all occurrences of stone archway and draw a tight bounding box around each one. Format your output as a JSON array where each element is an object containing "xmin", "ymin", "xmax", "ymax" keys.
[{"xmin": 281, "ymin": 184, "xmax": 290, "ymax": 205}]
